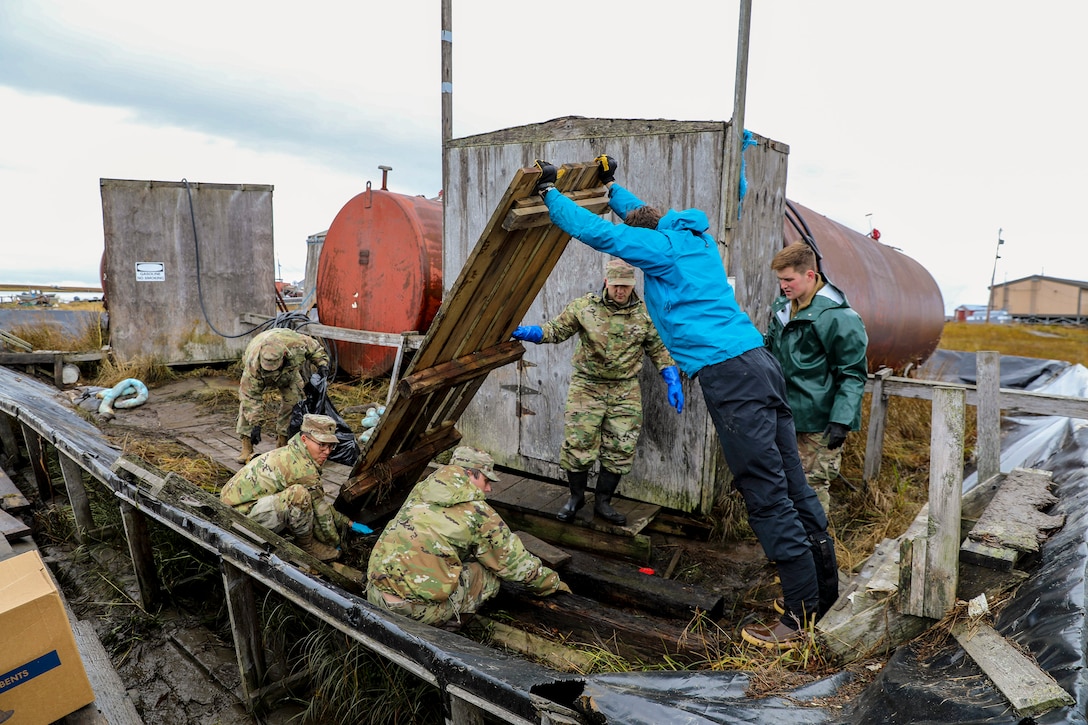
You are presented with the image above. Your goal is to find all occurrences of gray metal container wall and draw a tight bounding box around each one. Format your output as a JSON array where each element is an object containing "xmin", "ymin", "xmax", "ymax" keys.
[
  {"xmin": 100, "ymin": 179, "xmax": 276, "ymax": 365},
  {"xmin": 444, "ymin": 118, "xmax": 789, "ymax": 515}
]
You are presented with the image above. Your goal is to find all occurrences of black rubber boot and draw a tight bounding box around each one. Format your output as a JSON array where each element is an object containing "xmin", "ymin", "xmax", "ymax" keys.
[
  {"xmin": 557, "ymin": 470, "xmax": 588, "ymax": 522},
  {"xmin": 594, "ymin": 469, "xmax": 627, "ymax": 526},
  {"xmin": 808, "ymin": 531, "xmax": 840, "ymax": 619}
]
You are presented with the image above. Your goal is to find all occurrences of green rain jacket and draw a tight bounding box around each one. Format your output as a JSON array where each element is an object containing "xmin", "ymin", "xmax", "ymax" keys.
[{"xmin": 765, "ymin": 280, "xmax": 869, "ymax": 433}]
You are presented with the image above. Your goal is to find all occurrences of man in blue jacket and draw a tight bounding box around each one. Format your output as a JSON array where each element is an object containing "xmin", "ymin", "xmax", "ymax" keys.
[{"xmin": 536, "ymin": 157, "xmax": 837, "ymax": 649}]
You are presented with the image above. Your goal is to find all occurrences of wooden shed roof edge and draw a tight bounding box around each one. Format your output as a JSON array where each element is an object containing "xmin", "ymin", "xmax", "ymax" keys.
[
  {"xmin": 448, "ymin": 116, "xmax": 789, "ymax": 153},
  {"xmin": 992, "ymin": 274, "xmax": 1088, "ymax": 290},
  {"xmin": 99, "ymin": 178, "xmax": 275, "ymax": 192}
]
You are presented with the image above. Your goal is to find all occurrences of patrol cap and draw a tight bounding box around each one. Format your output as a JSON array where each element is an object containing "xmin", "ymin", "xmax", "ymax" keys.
[
  {"xmin": 259, "ymin": 345, "xmax": 284, "ymax": 371},
  {"xmin": 450, "ymin": 445, "xmax": 500, "ymax": 481},
  {"xmin": 301, "ymin": 414, "xmax": 339, "ymax": 444},
  {"xmin": 605, "ymin": 259, "xmax": 637, "ymax": 286}
]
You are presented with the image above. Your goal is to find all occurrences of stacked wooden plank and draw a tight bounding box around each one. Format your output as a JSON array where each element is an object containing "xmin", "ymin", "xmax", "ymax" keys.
[{"xmin": 337, "ymin": 161, "xmax": 610, "ymax": 516}]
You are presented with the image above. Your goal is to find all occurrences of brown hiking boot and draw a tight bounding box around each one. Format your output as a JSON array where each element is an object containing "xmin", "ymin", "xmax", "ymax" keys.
[
  {"xmin": 741, "ymin": 618, "xmax": 810, "ymax": 650},
  {"xmin": 236, "ymin": 435, "xmax": 254, "ymax": 464},
  {"xmin": 296, "ymin": 533, "xmax": 340, "ymax": 562}
]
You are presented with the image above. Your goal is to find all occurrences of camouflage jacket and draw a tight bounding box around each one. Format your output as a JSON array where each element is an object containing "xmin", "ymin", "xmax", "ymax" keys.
[
  {"xmin": 367, "ymin": 464, "xmax": 561, "ymax": 602},
  {"xmin": 241, "ymin": 328, "xmax": 329, "ymax": 383},
  {"xmin": 220, "ymin": 435, "xmax": 323, "ymax": 513},
  {"xmin": 540, "ymin": 290, "xmax": 674, "ymax": 381}
]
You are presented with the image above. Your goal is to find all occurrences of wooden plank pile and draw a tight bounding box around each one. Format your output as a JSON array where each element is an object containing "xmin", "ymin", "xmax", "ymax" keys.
[{"xmin": 337, "ymin": 161, "xmax": 610, "ymax": 518}]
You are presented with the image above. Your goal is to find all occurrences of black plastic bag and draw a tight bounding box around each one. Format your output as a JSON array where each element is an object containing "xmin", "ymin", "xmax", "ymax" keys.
[{"xmin": 287, "ymin": 374, "xmax": 360, "ymax": 466}]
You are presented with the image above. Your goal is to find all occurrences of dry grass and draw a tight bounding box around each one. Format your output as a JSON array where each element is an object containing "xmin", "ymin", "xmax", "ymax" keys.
[{"xmin": 939, "ymin": 320, "xmax": 1088, "ymax": 367}]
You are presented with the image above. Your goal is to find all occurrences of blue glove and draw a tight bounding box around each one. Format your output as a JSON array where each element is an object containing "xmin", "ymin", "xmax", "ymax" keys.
[
  {"xmin": 350, "ymin": 522, "xmax": 373, "ymax": 535},
  {"xmin": 512, "ymin": 325, "xmax": 543, "ymax": 344},
  {"xmin": 661, "ymin": 366, "xmax": 684, "ymax": 413}
]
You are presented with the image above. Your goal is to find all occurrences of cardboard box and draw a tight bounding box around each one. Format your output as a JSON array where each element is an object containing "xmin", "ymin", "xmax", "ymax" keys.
[{"xmin": 0, "ymin": 550, "xmax": 95, "ymax": 725}]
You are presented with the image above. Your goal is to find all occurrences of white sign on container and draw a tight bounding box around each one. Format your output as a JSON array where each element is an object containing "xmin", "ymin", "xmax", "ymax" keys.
[{"xmin": 135, "ymin": 262, "xmax": 165, "ymax": 282}]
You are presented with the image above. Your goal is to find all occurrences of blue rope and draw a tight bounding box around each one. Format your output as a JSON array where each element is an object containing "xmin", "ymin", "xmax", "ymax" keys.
[{"xmin": 737, "ymin": 129, "xmax": 758, "ymax": 220}]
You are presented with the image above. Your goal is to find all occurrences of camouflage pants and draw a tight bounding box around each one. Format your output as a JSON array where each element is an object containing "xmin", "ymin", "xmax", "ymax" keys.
[
  {"xmin": 236, "ymin": 368, "xmax": 304, "ymax": 439},
  {"xmin": 244, "ymin": 483, "xmax": 343, "ymax": 546},
  {"xmin": 560, "ymin": 375, "xmax": 642, "ymax": 474},
  {"xmin": 366, "ymin": 562, "xmax": 501, "ymax": 627},
  {"xmin": 796, "ymin": 431, "xmax": 843, "ymax": 514}
]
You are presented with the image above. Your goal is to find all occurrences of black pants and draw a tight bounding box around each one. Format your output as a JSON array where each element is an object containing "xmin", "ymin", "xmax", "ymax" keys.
[{"xmin": 698, "ymin": 347, "xmax": 828, "ymax": 620}]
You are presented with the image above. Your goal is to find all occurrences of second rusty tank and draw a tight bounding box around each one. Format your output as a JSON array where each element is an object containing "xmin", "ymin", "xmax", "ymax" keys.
[{"xmin": 782, "ymin": 200, "xmax": 945, "ymax": 373}]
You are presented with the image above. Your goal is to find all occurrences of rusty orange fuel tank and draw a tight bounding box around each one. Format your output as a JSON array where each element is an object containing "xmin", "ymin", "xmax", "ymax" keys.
[
  {"xmin": 783, "ymin": 200, "xmax": 944, "ymax": 373},
  {"xmin": 317, "ymin": 179, "xmax": 443, "ymax": 377}
]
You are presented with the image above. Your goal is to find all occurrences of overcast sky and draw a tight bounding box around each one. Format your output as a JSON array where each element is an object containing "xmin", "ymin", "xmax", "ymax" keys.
[{"xmin": 1, "ymin": 1, "xmax": 1083, "ymax": 313}]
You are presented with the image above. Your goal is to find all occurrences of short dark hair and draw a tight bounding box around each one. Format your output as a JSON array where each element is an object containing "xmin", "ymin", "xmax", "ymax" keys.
[
  {"xmin": 772, "ymin": 241, "xmax": 817, "ymax": 273},
  {"xmin": 625, "ymin": 206, "xmax": 663, "ymax": 229}
]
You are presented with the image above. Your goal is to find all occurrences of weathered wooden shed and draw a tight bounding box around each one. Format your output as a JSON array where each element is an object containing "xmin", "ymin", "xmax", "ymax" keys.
[
  {"xmin": 443, "ymin": 117, "xmax": 789, "ymax": 515},
  {"xmin": 990, "ymin": 274, "xmax": 1088, "ymax": 324},
  {"xmin": 100, "ymin": 179, "xmax": 276, "ymax": 365}
]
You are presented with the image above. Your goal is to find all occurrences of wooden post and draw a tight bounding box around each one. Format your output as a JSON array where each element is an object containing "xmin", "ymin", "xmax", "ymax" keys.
[
  {"xmin": 222, "ymin": 560, "xmax": 266, "ymax": 709},
  {"xmin": 58, "ymin": 452, "xmax": 95, "ymax": 543},
  {"xmin": 908, "ymin": 386, "xmax": 964, "ymax": 619},
  {"xmin": 863, "ymin": 368, "xmax": 893, "ymax": 482},
  {"xmin": 975, "ymin": 351, "xmax": 1002, "ymax": 484},
  {"xmin": 0, "ymin": 412, "xmax": 20, "ymax": 464},
  {"xmin": 720, "ymin": 0, "xmax": 753, "ymax": 248},
  {"xmin": 119, "ymin": 501, "xmax": 160, "ymax": 610},
  {"xmin": 19, "ymin": 423, "xmax": 52, "ymax": 500}
]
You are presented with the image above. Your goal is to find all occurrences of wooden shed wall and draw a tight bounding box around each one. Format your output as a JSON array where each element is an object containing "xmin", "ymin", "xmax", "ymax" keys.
[
  {"xmin": 100, "ymin": 179, "xmax": 276, "ymax": 365},
  {"xmin": 444, "ymin": 118, "xmax": 788, "ymax": 514},
  {"xmin": 993, "ymin": 278, "xmax": 1088, "ymax": 317}
]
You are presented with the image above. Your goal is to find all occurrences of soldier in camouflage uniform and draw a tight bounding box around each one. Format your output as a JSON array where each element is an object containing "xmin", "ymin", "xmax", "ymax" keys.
[
  {"xmin": 767, "ymin": 242, "xmax": 869, "ymax": 516},
  {"xmin": 221, "ymin": 413, "xmax": 348, "ymax": 561},
  {"xmin": 366, "ymin": 446, "xmax": 569, "ymax": 629},
  {"xmin": 236, "ymin": 327, "xmax": 330, "ymax": 462},
  {"xmin": 512, "ymin": 258, "xmax": 684, "ymax": 526}
]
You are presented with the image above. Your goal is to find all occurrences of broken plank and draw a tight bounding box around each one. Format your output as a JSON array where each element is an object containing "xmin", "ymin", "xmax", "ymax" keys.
[
  {"xmin": 514, "ymin": 531, "xmax": 571, "ymax": 570},
  {"xmin": 502, "ymin": 193, "xmax": 610, "ymax": 231},
  {"xmin": 0, "ymin": 506, "xmax": 30, "ymax": 540},
  {"xmin": 0, "ymin": 466, "xmax": 30, "ymax": 510},
  {"xmin": 951, "ymin": 620, "xmax": 1074, "ymax": 717},
  {"xmin": 494, "ymin": 506, "xmax": 651, "ymax": 564},
  {"xmin": 478, "ymin": 617, "xmax": 595, "ymax": 673},
  {"xmin": 397, "ymin": 341, "xmax": 525, "ymax": 399},
  {"xmin": 963, "ymin": 468, "xmax": 1063, "ymax": 570},
  {"xmin": 492, "ymin": 588, "xmax": 711, "ymax": 666},
  {"xmin": 562, "ymin": 549, "xmax": 723, "ymax": 620}
]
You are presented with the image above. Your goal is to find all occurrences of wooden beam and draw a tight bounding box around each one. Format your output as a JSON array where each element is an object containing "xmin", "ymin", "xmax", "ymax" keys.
[
  {"xmin": 863, "ymin": 367, "xmax": 892, "ymax": 482},
  {"xmin": 120, "ymin": 501, "xmax": 160, "ymax": 611},
  {"xmin": 58, "ymin": 452, "xmax": 95, "ymax": 543},
  {"xmin": 951, "ymin": 620, "xmax": 1074, "ymax": 717},
  {"xmin": 501, "ymin": 192, "xmax": 610, "ymax": 231},
  {"xmin": 864, "ymin": 374, "xmax": 1088, "ymax": 419},
  {"xmin": 222, "ymin": 560, "xmax": 266, "ymax": 709},
  {"xmin": 0, "ymin": 351, "xmax": 105, "ymax": 365},
  {"xmin": 478, "ymin": 617, "xmax": 595, "ymax": 673},
  {"xmin": 0, "ymin": 413, "xmax": 20, "ymax": 464},
  {"xmin": 397, "ymin": 341, "xmax": 525, "ymax": 399},
  {"xmin": 339, "ymin": 426, "xmax": 461, "ymax": 508},
  {"xmin": 561, "ymin": 549, "xmax": 724, "ymax": 620},
  {"xmin": 902, "ymin": 386, "xmax": 964, "ymax": 620},
  {"xmin": 0, "ymin": 507, "xmax": 30, "ymax": 540},
  {"xmin": 239, "ymin": 313, "xmax": 425, "ymax": 350},
  {"xmin": 20, "ymin": 422, "xmax": 52, "ymax": 500},
  {"xmin": 975, "ymin": 351, "xmax": 1002, "ymax": 483}
]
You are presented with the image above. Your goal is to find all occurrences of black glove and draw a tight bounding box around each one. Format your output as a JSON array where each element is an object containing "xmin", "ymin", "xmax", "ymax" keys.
[
  {"xmin": 534, "ymin": 160, "xmax": 557, "ymax": 197},
  {"xmin": 824, "ymin": 422, "xmax": 849, "ymax": 450},
  {"xmin": 317, "ymin": 365, "xmax": 330, "ymax": 380},
  {"xmin": 250, "ymin": 425, "xmax": 262, "ymax": 445},
  {"xmin": 596, "ymin": 154, "xmax": 617, "ymax": 183}
]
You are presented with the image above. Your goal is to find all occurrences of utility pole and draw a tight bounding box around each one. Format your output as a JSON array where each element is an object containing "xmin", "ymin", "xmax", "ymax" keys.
[
  {"xmin": 985, "ymin": 228, "xmax": 1004, "ymax": 323},
  {"xmin": 720, "ymin": 0, "xmax": 753, "ymax": 254},
  {"xmin": 441, "ymin": 0, "xmax": 452, "ymax": 201}
]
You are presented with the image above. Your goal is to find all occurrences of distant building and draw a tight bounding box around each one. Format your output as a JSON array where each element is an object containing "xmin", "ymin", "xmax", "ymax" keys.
[
  {"xmin": 990, "ymin": 275, "xmax": 1088, "ymax": 325},
  {"xmin": 952, "ymin": 304, "xmax": 1011, "ymax": 324}
]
